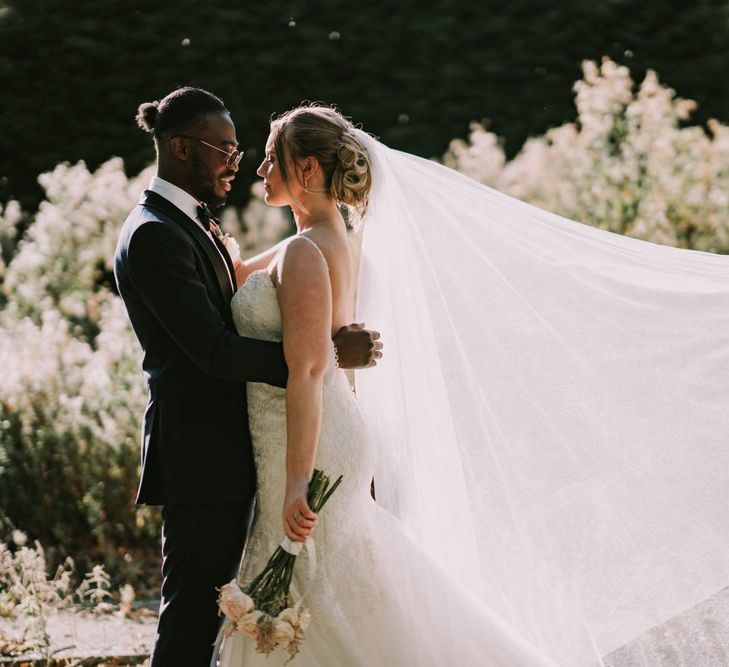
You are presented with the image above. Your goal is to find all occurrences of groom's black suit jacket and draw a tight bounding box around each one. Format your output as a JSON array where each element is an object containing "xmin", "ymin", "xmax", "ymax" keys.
[{"xmin": 114, "ymin": 190, "xmax": 287, "ymax": 505}]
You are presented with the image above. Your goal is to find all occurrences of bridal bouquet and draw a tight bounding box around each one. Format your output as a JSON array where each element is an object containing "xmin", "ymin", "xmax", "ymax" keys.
[{"xmin": 217, "ymin": 469, "xmax": 343, "ymax": 662}]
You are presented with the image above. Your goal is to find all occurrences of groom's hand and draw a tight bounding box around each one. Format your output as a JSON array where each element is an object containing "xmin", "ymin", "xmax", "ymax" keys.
[{"xmin": 333, "ymin": 323, "xmax": 383, "ymax": 369}]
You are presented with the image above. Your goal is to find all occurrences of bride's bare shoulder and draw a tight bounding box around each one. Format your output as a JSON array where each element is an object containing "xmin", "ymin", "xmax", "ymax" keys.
[
  {"xmin": 270, "ymin": 232, "xmax": 331, "ymax": 283},
  {"xmin": 301, "ymin": 226, "xmax": 353, "ymax": 267},
  {"xmin": 270, "ymin": 225, "xmax": 352, "ymax": 290}
]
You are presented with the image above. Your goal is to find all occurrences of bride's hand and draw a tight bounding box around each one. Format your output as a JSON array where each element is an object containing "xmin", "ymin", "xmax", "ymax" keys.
[{"xmin": 283, "ymin": 491, "xmax": 318, "ymax": 542}]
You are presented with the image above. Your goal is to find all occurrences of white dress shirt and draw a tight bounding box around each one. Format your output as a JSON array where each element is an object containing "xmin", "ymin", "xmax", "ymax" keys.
[{"xmin": 147, "ymin": 176, "xmax": 235, "ymax": 289}]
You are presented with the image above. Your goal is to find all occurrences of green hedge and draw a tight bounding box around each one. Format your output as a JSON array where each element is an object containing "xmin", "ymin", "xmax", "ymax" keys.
[{"xmin": 1, "ymin": 0, "xmax": 728, "ymax": 210}]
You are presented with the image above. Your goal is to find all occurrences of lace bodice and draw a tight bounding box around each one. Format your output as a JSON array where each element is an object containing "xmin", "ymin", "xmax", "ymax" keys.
[{"xmin": 231, "ymin": 270, "xmax": 284, "ymax": 343}]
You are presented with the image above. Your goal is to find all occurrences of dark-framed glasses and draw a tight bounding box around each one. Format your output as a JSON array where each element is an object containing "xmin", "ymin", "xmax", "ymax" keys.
[{"xmin": 173, "ymin": 134, "xmax": 244, "ymax": 168}]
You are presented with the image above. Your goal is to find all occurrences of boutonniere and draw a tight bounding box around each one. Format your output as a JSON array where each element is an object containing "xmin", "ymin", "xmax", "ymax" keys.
[
  {"xmin": 208, "ymin": 218, "xmax": 226, "ymax": 242},
  {"xmin": 211, "ymin": 220, "xmax": 241, "ymax": 264}
]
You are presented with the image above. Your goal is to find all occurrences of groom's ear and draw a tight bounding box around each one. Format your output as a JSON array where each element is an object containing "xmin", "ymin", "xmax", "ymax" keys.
[{"xmin": 169, "ymin": 136, "xmax": 191, "ymax": 162}]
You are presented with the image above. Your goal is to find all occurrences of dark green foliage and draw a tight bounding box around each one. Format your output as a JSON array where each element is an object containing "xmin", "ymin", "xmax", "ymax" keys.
[
  {"xmin": 0, "ymin": 0, "xmax": 727, "ymax": 211},
  {"xmin": 0, "ymin": 403, "xmax": 160, "ymax": 586}
]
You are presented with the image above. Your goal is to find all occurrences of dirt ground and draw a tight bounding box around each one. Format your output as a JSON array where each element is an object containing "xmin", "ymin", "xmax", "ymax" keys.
[{"xmin": 0, "ymin": 610, "xmax": 155, "ymax": 665}]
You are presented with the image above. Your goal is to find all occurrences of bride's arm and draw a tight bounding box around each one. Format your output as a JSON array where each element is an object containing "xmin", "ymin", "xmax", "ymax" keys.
[
  {"xmin": 275, "ymin": 238, "xmax": 332, "ymax": 542},
  {"xmin": 234, "ymin": 238, "xmax": 289, "ymax": 285}
]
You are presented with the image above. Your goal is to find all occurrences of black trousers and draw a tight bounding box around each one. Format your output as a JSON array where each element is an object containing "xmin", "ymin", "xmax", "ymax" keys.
[{"xmin": 150, "ymin": 499, "xmax": 254, "ymax": 667}]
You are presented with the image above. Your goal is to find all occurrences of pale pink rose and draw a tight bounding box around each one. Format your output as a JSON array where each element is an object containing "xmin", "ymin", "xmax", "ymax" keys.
[
  {"xmin": 277, "ymin": 607, "xmax": 298, "ymax": 627},
  {"xmin": 237, "ymin": 609, "xmax": 263, "ymax": 640},
  {"xmin": 222, "ymin": 235, "xmax": 241, "ymax": 264},
  {"xmin": 272, "ymin": 619, "xmax": 296, "ymax": 643},
  {"xmin": 298, "ymin": 607, "xmax": 311, "ymax": 631},
  {"xmin": 218, "ymin": 580, "xmax": 254, "ymax": 621}
]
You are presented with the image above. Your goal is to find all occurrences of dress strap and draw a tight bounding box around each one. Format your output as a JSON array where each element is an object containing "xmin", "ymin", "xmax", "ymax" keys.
[{"xmin": 294, "ymin": 234, "xmax": 329, "ymax": 269}]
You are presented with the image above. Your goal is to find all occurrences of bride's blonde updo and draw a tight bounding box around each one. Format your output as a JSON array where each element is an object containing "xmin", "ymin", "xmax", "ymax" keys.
[{"xmin": 270, "ymin": 104, "xmax": 371, "ymax": 218}]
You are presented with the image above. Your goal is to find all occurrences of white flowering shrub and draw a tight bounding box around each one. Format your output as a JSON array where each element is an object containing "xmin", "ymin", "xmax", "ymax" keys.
[
  {"xmin": 0, "ymin": 531, "xmax": 132, "ymax": 657},
  {"xmin": 0, "ymin": 534, "xmax": 74, "ymax": 656},
  {"xmin": 444, "ymin": 57, "xmax": 729, "ymax": 253},
  {"xmin": 3, "ymin": 159, "xmax": 154, "ymax": 330},
  {"xmin": 0, "ymin": 200, "xmax": 23, "ymax": 283},
  {"xmin": 0, "ymin": 158, "xmax": 289, "ymax": 581},
  {"xmin": 0, "ymin": 160, "xmax": 157, "ymax": 578}
]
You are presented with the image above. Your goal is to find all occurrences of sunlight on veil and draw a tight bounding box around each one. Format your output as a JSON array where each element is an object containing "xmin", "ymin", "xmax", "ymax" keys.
[{"xmin": 353, "ymin": 130, "xmax": 729, "ymax": 665}]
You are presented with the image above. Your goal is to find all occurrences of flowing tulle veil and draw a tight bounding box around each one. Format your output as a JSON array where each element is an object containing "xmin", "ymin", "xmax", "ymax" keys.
[{"xmin": 353, "ymin": 130, "xmax": 729, "ymax": 665}]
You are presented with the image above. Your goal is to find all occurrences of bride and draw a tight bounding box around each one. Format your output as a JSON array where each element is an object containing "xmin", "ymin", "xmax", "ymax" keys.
[{"xmin": 217, "ymin": 105, "xmax": 729, "ymax": 666}]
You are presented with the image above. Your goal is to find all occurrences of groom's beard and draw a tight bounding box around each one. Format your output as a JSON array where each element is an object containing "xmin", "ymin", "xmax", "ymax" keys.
[{"xmin": 190, "ymin": 153, "xmax": 228, "ymax": 209}]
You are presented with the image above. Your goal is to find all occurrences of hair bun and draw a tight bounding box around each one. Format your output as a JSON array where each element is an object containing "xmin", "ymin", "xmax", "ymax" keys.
[
  {"xmin": 135, "ymin": 101, "xmax": 160, "ymax": 134},
  {"xmin": 332, "ymin": 132, "xmax": 371, "ymax": 215}
]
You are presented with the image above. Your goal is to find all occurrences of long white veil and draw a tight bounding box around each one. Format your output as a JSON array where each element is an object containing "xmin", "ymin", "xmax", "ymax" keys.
[{"xmin": 353, "ymin": 130, "xmax": 729, "ymax": 664}]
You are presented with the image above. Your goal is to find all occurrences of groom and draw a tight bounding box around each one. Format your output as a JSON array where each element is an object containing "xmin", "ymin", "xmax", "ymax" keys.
[{"xmin": 113, "ymin": 87, "xmax": 380, "ymax": 666}]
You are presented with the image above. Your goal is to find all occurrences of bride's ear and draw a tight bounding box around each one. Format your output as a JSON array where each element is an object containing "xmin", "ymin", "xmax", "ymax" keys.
[{"xmin": 299, "ymin": 156, "xmax": 320, "ymax": 185}]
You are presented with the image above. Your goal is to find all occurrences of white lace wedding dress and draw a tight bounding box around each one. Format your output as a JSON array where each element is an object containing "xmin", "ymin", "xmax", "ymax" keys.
[{"xmin": 216, "ymin": 251, "xmax": 560, "ymax": 667}]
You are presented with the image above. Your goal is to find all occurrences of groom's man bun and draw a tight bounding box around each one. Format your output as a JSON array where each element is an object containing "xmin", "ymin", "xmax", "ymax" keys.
[
  {"xmin": 135, "ymin": 87, "xmax": 229, "ymax": 141},
  {"xmin": 135, "ymin": 101, "xmax": 159, "ymax": 134}
]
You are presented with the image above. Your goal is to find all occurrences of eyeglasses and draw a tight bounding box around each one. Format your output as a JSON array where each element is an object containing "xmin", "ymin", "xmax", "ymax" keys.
[{"xmin": 173, "ymin": 134, "xmax": 244, "ymax": 168}]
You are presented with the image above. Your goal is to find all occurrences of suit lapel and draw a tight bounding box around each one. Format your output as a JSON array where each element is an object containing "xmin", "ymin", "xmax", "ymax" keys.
[
  {"xmin": 142, "ymin": 190, "xmax": 234, "ymax": 305},
  {"xmin": 210, "ymin": 230, "xmax": 238, "ymax": 291}
]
